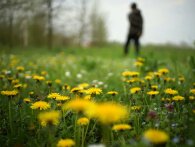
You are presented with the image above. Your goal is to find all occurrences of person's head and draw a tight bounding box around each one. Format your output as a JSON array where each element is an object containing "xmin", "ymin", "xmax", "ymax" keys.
[{"xmin": 131, "ymin": 3, "xmax": 137, "ymax": 10}]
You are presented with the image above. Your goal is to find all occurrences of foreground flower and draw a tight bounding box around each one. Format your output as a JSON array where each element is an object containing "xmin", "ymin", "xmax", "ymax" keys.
[
  {"xmin": 86, "ymin": 87, "xmax": 102, "ymax": 95},
  {"xmin": 130, "ymin": 87, "xmax": 141, "ymax": 94},
  {"xmin": 1, "ymin": 90, "xmax": 18, "ymax": 97},
  {"xmin": 63, "ymin": 99, "xmax": 94, "ymax": 113},
  {"xmin": 38, "ymin": 111, "xmax": 60, "ymax": 127},
  {"xmin": 77, "ymin": 117, "xmax": 89, "ymax": 126},
  {"xmin": 164, "ymin": 88, "xmax": 178, "ymax": 95},
  {"xmin": 112, "ymin": 124, "xmax": 132, "ymax": 131},
  {"xmin": 143, "ymin": 129, "xmax": 169, "ymax": 144},
  {"xmin": 57, "ymin": 139, "xmax": 75, "ymax": 147},
  {"xmin": 86, "ymin": 102, "xmax": 128, "ymax": 124},
  {"xmin": 30, "ymin": 101, "xmax": 51, "ymax": 110}
]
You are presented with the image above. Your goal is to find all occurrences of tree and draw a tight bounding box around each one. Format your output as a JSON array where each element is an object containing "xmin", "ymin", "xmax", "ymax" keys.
[{"xmin": 89, "ymin": 1, "xmax": 107, "ymax": 46}]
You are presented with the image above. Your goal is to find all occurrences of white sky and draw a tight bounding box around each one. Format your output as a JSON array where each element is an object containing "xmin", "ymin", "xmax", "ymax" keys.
[{"xmin": 100, "ymin": 0, "xmax": 195, "ymax": 45}]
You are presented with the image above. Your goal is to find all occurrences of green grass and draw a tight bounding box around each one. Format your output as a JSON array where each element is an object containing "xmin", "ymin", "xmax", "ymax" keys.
[{"xmin": 0, "ymin": 45, "xmax": 195, "ymax": 147}]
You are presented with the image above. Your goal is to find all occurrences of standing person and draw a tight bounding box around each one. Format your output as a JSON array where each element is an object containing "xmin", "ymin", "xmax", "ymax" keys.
[{"xmin": 124, "ymin": 3, "xmax": 143, "ymax": 56}]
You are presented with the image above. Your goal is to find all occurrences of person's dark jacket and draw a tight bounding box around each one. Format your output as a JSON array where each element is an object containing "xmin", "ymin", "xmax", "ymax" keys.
[{"xmin": 128, "ymin": 9, "xmax": 143, "ymax": 37}]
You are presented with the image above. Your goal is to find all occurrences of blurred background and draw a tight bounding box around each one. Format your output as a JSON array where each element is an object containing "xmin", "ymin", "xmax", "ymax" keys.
[{"xmin": 0, "ymin": 0, "xmax": 195, "ymax": 50}]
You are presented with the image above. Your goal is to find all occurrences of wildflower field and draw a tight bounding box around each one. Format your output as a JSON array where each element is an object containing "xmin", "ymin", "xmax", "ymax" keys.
[{"xmin": 0, "ymin": 45, "xmax": 195, "ymax": 147}]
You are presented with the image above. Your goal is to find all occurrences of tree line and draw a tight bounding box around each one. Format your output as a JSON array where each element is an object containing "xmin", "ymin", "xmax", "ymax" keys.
[{"xmin": 0, "ymin": 0, "xmax": 107, "ymax": 49}]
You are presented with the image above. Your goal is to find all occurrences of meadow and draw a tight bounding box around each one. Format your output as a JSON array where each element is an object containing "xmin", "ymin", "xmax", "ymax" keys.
[{"xmin": 0, "ymin": 45, "xmax": 195, "ymax": 147}]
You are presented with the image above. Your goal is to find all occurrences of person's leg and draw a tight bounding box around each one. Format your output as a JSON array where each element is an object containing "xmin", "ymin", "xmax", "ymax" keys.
[
  {"xmin": 134, "ymin": 36, "xmax": 140, "ymax": 56},
  {"xmin": 124, "ymin": 34, "xmax": 131, "ymax": 55}
]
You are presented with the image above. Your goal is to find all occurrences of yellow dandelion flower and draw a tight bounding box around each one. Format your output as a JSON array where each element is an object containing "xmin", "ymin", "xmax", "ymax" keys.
[
  {"xmin": 23, "ymin": 98, "xmax": 31, "ymax": 103},
  {"xmin": 78, "ymin": 83, "xmax": 89, "ymax": 89},
  {"xmin": 137, "ymin": 57, "xmax": 145, "ymax": 62},
  {"xmin": 38, "ymin": 111, "xmax": 60, "ymax": 127},
  {"xmin": 55, "ymin": 79, "xmax": 61, "ymax": 84},
  {"xmin": 172, "ymin": 95, "xmax": 184, "ymax": 101},
  {"xmin": 130, "ymin": 87, "xmax": 141, "ymax": 94},
  {"xmin": 77, "ymin": 117, "xmax": 89, "ymax": 126},
  {"xmin": 47, "ymin": 93, "xmax": 61, "ymax": 99},
  {"xmin": 14, "ymin": 84, "xmax": 23, "ymax": 89},
  {"xmin": 145, "ymin": 75, "xmax": 153, "ymax": 81},
  {"xmin": 63, "ymin": 99, "xmax": 94, "ymax": 113},
  {"xmin": 193, "ymin": 109, "xmax": 195, "ymax": 114},
  {"xmin": 134, "ymin": 61, "xmax": 143, "ymax": 67},
  {"xmin": 147, "ymin": 91, "xmax": 159, "ymax": 96},
  {"xmin": 158, "ymin": 68, "xmax": 169, "ymax": 74},
  {"xmin": 143, "ymin": 129, "xmax": 169, "ymax": 144},
  {"xmin": 12, "ymin": 79, "xmax": 19, "ymax": 84},
  {"xmin": 57, "ymin": 139, "xmax": 75, "ymax": 147},
  {"xmin": 30, "ymin": 101, "xmax": 50, "ymax": 110},
  {"xmin": 112, "ymin": 124, "xmax": 132, "ymax": 131},
  {"xmin": 189, "ymin": 96, "xmax": 195, "ymax": 100},
  {"xmin": 161, "ymin": 98, "xmax": 171, "ymax": 102},
  {"xmin": 190, "ymin": 89, "xmax": 195, "ymax": 94},
  {"xmin": 153, "ymin": 72, "xmax": 162, "ymax": 77},
  {"xmin": 164, "ymin": 88, "xmax": 178, "ymax": 95},
  {"xmin": 16, "ymin": 66, "xmax": 24, "ymax": 71},
  {"xmin": 131, "ymin": 106, "xmax": 141, "ymax": 111},
  {"xmin": 1, "ymin": 90, "xmax": 18, "ymax": 96},
  {"xmin": 107, "ymin": 91, "xmax": 118, "ymax": 96},
  {"xmin": 33, "ymin": 75, "xmax": 45, "ymax": 81},
  {"xmin": 41, "ymin": 71, "xmax": 48, "ymax": 76},
  {"xmin": 56, "ymin": 95, "xmax": 70, "ymax": 101},
  {"xmin": 85, "ymin": 102, "xmax": 128, "ymax": 124},
  {"xmin": 83, "ymin": 95, "xmax": 92, "ymax": 100},
  {"xmin": 151, "ymin": 85, "xmax": 158, "ymax": 90},
  {"xmin": 122, "ymin": 71, "xmax": 139, "ymax": 77},
  {"xmin": 70, "ymin": 87, "xmax": 82, "ymax": 93},
  {"xmin": 86, "ymin": 87, "xmax": 102, "ymax": 95}
]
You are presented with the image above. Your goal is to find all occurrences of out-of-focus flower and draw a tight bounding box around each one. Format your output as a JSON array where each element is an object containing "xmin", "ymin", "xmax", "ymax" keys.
[
  {"xmin": 23, "ymin": 98, "xmax": 31, "ymax": 103},
  {"xmin": 77, "ymin": 117, "xmax": 89, "ymax": 126},
  {"xmin": 172, "ymin": 95, "xmax": 184, "ymax": 101},
  {"xmin": 86, "ymin": 87, "xmax": 102, "ymax": 95},
  {"xmin": 189, "ymin": 96, "xmax": 195, "ymax": 100},
  {"xmin": 143, "ymin": 129, "xmax": 169, "ymax": 144},
  {"xmin": 131, "ymin": 106, "xmax": 141, "ymax": 111},
  {"xmin": 158, "ymin": 68, "xmax": 169, "ymax": 74},
  {"xmin": 147, "ymin": 91, "xmax": 159, "ymax": 96},
  {"xmin": 164, "ymin": 88, "xmax": 178, "ymax": 95},
  {"xmin": 85, "ymin": 102, "xmax": 128, "ymax": 124},
  {"xmin": 16, "ymin": 66, "xmax": 24, "ymax": 72},
  {"xmin": 1, "ymin": 90, "xmax": 18, "ymax": 97},
  {"xmin": 33, "ymin": 75, "xmax": 45, "ymax": 81},
  {"xmin": 30, "ymin": 101, "xmax": 50, "ymax": 110},
  {"xmin": 63, "ymin": 98, "xmax": 94, "ymax": 113},
  {"xmin": 122, "ymin": 71, "xmax": 139, "ymax": 77},
  {"xmin": 56, "ymin": 95, "xmax": 70, "ymax": 101},
  {"xmin": 130, "ymin": 87, "xmax": 141, "ymax": 94},
  {"xmin": 107, "ymin": 91, "xmax": 118, "ymax": 96},
  {"xmin": 112, "ymin": 124, "xmax": 132, "ymax": 131},
  {"xmin": 57, "ymin": 139, "xmax": 75, "ymax": 147},
  {"xmin": 190, "ymin": 89, "xmax": 195, "ymax": 94},
  {"xmin": 55, "ymin": 79, "xmax": 61, "ymax": 84},
  {"xmin": 147, "ymin": 110, "xmax": 157, "ymax": 120},
  {"xmin": 165, "ymin": 103, "xmax": 174, "ymax": 112},
  {"xmin": 47, "ymin": 93, "xmax": 60, "ymax": 99},
  {"xmin": 38, "ymin": 111, "xmax": 60, "ymax": 127},
  {"xmin": 78, "ymin": 83, "xmax": 89, "ymax": 89}
]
